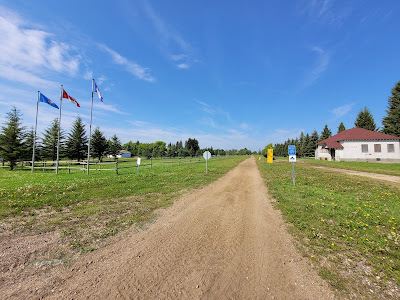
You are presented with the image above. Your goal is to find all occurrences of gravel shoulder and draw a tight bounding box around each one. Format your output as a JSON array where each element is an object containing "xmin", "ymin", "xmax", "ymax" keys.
[{"xmin": 3, "ymin": 157, "xmax": 334, "ymax": 299}]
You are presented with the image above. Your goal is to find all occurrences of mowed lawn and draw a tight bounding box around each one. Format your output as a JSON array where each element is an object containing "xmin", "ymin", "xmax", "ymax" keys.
[
  {"xmin": 0, "ymin": 156, "xmax": 246, "ymax": 252},
  {"xmin": 256, "ymin": 157, "xmax": 400, "ymax": 299}
]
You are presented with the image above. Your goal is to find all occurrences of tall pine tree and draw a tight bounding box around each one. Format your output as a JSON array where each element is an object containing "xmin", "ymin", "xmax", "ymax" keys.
[
  {"xmin": 90, "ymin": 127, "xmax": 108, "ymax": 161},
  {"xmin": 320, "ymin": 125, "xmax": 332, "ymax": 141},
  {"xmin": 66, "ymin": 116, "xmax": 88, "ymax": 161},
  {"xmin": 41, "ymin": 118, "xmax": 64, "ymax": 161},
  {"xmin": 338, "ymin": 122, "xmax": 346, "ymax": 133},
  {"xmin": 108, "ymin": 134, "xmax": 122, "ymax": 159},
  {"xmin": 0, "ymin": 107, "xmax": 26, "ymax": 170},
  {"xmin": 382, "ymin": 81, "xmax": 400, "ymax": 137},
  {"xmin": 355, "ymin": 107, "xmax": 376, "ymax": 131}
]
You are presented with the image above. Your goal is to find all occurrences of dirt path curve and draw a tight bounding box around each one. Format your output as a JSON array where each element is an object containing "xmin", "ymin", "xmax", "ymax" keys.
[
  {"xmin": 313, "ymin": 166, "xmax": 400, "ymax": 184},
  {"xmin": 21, "ymin": 157, "xmax": 333, "ymax": 299}
]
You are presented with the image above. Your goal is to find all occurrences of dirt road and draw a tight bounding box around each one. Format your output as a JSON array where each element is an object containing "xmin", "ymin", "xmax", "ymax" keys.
[{"xmin": 9, "ymin": 157, "xmax": 334, "ymax": 299}]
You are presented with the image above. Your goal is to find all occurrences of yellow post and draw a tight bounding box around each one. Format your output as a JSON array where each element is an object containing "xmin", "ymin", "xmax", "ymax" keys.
[{"xmin": 267, "ymin": 149, "xmax": 273, "ymax": 163}]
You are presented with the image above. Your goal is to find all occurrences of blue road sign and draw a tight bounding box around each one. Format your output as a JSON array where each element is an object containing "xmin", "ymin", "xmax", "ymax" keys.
[{"xmin": 288, "ymin": 145, "xmax": 296, "ymax": 155}]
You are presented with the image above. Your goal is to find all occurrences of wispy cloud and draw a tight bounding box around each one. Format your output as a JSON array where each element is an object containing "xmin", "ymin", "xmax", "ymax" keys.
[
  {"xmin": 330, "ymin": 103, "xmax": 354, "ymax": 119},
  {"xmin": 141, "ymin": 1, "xmax": 195, "ymax": 69},
  {"xmin": 302, "ymin": 46, "xmax": 331, "ymax": 87},
  {"xmin": 95, "ymin": 102, "xmax": 128, "ymax": 115},
  {"xmin": 100, "ymin": 45, "xmax": 154, "ymax": 82},
  {"xmin": 128, "ymin": 120, "xmax": 150, "ymax": 127},
  {"xmin": 0, "ymin": 6, "xmax": 81, "ymax": 88},
  {"xmin": 195, "ymin": 99, "xmax": 215, "ymax": 115},
  {"xmin": 299, "ymin": 0, "xmax": 351, "ymax": 28}
]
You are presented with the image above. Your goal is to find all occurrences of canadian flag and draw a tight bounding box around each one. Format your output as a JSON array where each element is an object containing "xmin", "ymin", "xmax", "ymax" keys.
[{"xmin": 62, "ymin": 89, "xmax": 80, "ymax": 107}]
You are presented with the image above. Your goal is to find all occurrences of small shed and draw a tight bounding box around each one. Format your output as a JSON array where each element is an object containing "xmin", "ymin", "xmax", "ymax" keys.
[{"xmin": 118, "ymin": 150, "xmax": 131, "ymax": 158}]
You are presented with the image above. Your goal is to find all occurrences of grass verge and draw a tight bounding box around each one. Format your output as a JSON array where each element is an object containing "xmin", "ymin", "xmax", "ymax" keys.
[
  {"xmin": 256, "ymin": 156, "xmax": 400, "ymax": 299},
  {"xmin": 0, "ymin": 156, "xmax": 246, "ymax": 253}
]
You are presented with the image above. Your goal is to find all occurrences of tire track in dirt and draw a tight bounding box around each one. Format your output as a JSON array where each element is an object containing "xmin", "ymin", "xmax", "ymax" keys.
[{"xmin": 12, "ymin": 157, "xmax": 334, "ymax": 299}]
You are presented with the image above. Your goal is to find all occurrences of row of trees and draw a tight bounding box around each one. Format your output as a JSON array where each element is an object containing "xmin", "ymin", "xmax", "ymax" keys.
[
  {"xmin": 0, "ymin": 108, "xmax": 123, "ymax": 170},
  {"xmin": 264, "ymin": 80, "xmax": 400, "ymax": 157},
  {"xmin": 0, "ymin": 107, "xmax": 255, "ymax": 170}
]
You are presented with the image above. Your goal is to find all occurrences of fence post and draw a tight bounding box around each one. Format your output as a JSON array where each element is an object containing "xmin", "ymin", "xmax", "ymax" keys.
[{"xmin": 116, "ymin": 160, "xmax": 118, "ymax": 175}]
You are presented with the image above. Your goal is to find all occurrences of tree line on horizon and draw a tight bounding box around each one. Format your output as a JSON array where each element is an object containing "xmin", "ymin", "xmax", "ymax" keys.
[
  {"xmin": 0, "ymin": 109, "xmax": 254, "ymax": 170},
  {"xmin": 265, "ymin": 80, "xmax": 400, "ymax": 157}
]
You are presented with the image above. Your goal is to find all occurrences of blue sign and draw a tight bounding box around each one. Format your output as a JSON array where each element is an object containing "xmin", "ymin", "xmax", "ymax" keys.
[{"xmin": 288, "ymin": 145, "xmax": 296, "ymax": 155}]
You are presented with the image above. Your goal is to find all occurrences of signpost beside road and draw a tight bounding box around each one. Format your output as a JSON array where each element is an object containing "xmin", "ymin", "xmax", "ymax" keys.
[
  {"xmin": 203, "ymin": 151, "xmax": 211, "ymax": 174},
  {"xmin": 288, "ymin": 145, "xmax": 296, "ymax": 186}
]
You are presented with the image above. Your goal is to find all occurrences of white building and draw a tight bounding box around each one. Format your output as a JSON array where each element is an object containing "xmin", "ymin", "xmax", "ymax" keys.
[
  {"xmin": 118, "ymin": 150, "xmax": 131, "ymax": 158},
  {"xmin": 315, "ymin": 127, "xmax": 400, "ymax": 163}
]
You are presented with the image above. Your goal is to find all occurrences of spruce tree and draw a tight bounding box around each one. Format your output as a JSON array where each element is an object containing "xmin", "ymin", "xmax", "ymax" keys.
[
  {"xmin": 310, "ymin": 130, "xmax": 320, "ymax": 154},
  {"xmin": 338, "ymin": 122, "xmax": 346, "ymax": 133},
  {"xmin": 355, "ymin": 107, "xmax": 376, "ymax": 131},
  {"xmin": 0, "ymin": 107, "xmax": 26, "ymax": 170},
  {"xmin": 108, "ymin": 134, "xmax": 122, "ymax": 159},
  {"xmin": 66, "ymin": 116, "xmax": 88, "ymax": 161},
  {"xmin": 298, "ymin": 132, "xmax": 304, "ymax": 157},
  {"xmin": 382, "ymin": 81, "xmax": 400, "ymax": 137},
  {"xmin": 90, "ymin": 127, "xmax": 108, "ymax": 161},
  {"xmin": 320, "ymin": 125, "xmax": 332, "ymax": 141},
  {"xmin": 41, "ymin": 118, "xmax": 64, "ymax": 161},
  {"xmin": 302, "ymin": 133, "xmax": 312, "ymax": 157}
]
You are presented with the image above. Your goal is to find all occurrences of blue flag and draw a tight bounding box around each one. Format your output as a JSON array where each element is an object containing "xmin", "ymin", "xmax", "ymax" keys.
[
  {"xmin": 94, "ymin": 81, "xmax": 103, "ymax": 102},
  {"xmin": 39, "ymin": 93, "xmax": 59, "ymax": 109}
]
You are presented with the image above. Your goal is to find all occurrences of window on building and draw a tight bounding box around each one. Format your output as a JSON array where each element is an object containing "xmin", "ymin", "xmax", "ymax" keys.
[
  {"xmin": 374, "ymin": 144, "xmax": 381, "ymax": 153},
  {"xmin": 387, "ymin": 144, "xmax": 395, "ymax": 153},
  {"xmin": 361, "ymin": 144, "xmax": 368, "ymax": 153}
]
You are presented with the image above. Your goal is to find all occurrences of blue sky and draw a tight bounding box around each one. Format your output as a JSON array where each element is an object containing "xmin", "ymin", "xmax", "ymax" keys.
[{"xmin": 0, "ymin": 0, "xmax": 399, "ymax": 151}]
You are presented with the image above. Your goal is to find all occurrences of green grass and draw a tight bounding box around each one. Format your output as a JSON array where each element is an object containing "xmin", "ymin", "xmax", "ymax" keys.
[
  {"xmin": 256, "ymin": 156, "xmax": 400, "ymax": 298},
  {"xmin": 298, "ymin": 158, "xmax": 400, "ymax": 176},
  {"xmin": 0, "ymin": 156, "xmax": 246, "ymax": 253}
]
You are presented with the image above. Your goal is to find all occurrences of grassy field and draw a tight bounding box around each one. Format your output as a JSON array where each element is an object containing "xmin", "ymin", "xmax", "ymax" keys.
[
  {"xmin": 302, "ymin": 158, "xmax": 400, "ymax": 177},
  {"xmin": 0, "ymin": 156, "xmax": 246, "ymax": 252},
  {"xmin": 256, "ymin": 157, "xmax": 400, "ymax": 298}
]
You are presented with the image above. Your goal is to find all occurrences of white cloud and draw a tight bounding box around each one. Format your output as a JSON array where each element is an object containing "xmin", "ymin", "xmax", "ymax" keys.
[
  {"xmin": 0, "ymin": 5, "xmax": 82, "ymax": 87},
  {"xmin": 177, "ymin": 63, "xmax": 190, "ymax": 69},
  {"xmin": 303, "ymin": 46, "xmax": 331, "ymax": 87},
  {"xmin": 141, "ymin": 2, "xmax": 195, "ymax": 69},
  {"xmin": 101, "ymin": 45, "xmax": 155, "ymax": 82},
  {"xmin": 95, "ymin": 102, "xmax": 128, "ymax": 115},
  {"xmin": 128, "ymin": 120, "xmax": 150, "ymax": 127},
  {"xmin": 331, "ymin": 103, "xmax": 354, "ymax": 118},
  {"xmin": 195, "ymin": 99, "xmax": 215, "ymax": 115},
  {"xmin": 84, "ymin": 70, "xmax": 93, "ymax": 80}
]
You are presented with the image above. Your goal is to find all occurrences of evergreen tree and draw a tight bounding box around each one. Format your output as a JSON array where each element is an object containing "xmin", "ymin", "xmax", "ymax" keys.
[
  {"xmin": 302, "ymin": 134, "xmax": 312, "ymax": 157},
  {"xmin": 24, "ymin": 126, "xmax": 40, "ymax": 161},
  {"xmin": 185, "ymin": 138, "xmax": 200, "ymax": 156},
  {"xmin": 382, "ymin": 81, "xmax": 400, "ymax": 137},
  {"xmin": 0, "ymin": 107, "xmax": 26, "ymax": 170},
  {"xmin": 298, "ymin": 132, "xmax": 304, "ymax": 157},
  {"xmin": 320, "ymin": 125, "xmax": 332, "ymax": 141},
  {"xmin": 108, "ymin": 134, "xmax": 122, "ymax": 159},
  {"xmin": 309, "ymin": 130, "xmax": 319, "ymax": 155},
  {"xmin": 66, "ymin": 116, "xmax": 88, "ymax": 161},
  {"xmin": 41, "ymin": 118, "xmax": 64, "ymax": 161},
  {"xmin": 338, "ymin": 122, "xmax": 346, "ymax": 133},
  {"xmin": 354, "ymin": 106, "xmax": 376, "ymax": 131},
  {"xmin": 90, "ymin": 127, "xmax": 108, "ymax": 161}
]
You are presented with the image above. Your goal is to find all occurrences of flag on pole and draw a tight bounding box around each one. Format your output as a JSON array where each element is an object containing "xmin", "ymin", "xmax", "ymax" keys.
[
  {"xmin": 39, "ymin": 93, "xmax": 59, "ymax": 109},
  {"xmin": 62, "ymin": 89, "xmax": 80, "ymax": 107},
  {"xmin": 94, "ymin": 81, "xmax": 103, "ymax": 102}
]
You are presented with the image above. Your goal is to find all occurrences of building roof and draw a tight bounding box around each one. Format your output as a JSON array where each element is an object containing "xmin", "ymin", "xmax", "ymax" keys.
[{"xmin": 318, "ymin": 127, "xmax": 400, "ymax": 149}]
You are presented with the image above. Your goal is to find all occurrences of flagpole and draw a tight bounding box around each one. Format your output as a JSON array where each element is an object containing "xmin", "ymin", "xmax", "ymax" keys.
[
  {"xmin": 32, "ymin": 91, "xmax": 40, "ymax": 172},
  {"xmin": 87, "ymin": 79, "xmax": 94, "ymax": 175},
  {"xmin": 56, "ymin": 85, "xmax": 63, "ymax": 174}
]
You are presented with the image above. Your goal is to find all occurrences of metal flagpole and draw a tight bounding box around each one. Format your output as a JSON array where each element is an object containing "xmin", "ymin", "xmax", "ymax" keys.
[
  {"xmin": 56, "ymin": 85, "xmax": 63, "ymax": 174},
  {"xmin": 87, "ymin": 79, "xmax": 94, "ymax": 175},
  {"xmin": 32, "ymin": 91, "xmax": 40, "ymax": 172}
]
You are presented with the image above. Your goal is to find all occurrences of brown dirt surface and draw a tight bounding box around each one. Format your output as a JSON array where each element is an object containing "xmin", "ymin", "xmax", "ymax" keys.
[
  {"xmin": 2, "ymin": 157, "xmax": 334, "ymax": 299},
  {"xmin": 313, "ymin": 166, "xmax": 400, "ymax": 184}
]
